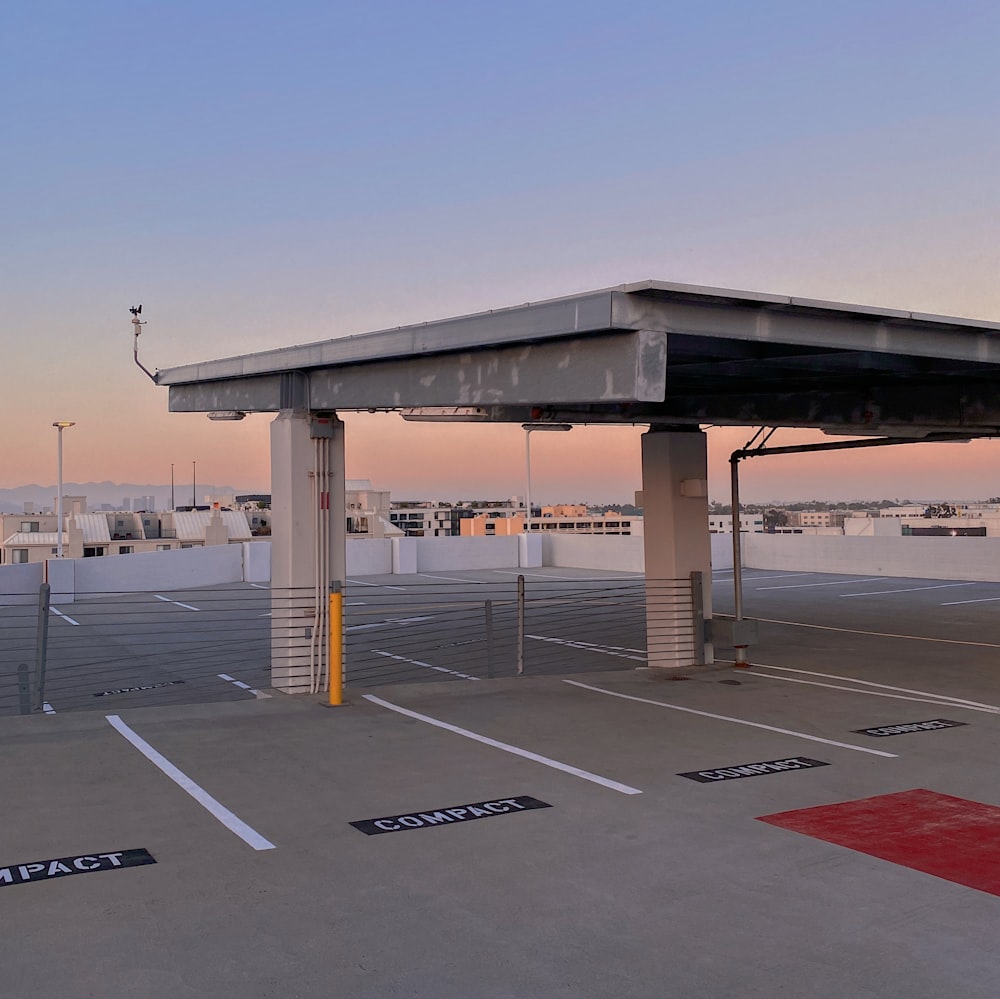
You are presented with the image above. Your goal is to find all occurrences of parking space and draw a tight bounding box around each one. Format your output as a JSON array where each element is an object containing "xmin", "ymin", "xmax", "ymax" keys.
[
  {"xmin": 6, "ymin": 564, "xmax": 1000, "ymax": 994},
  {"xmin": 5, "ymin": 620, "xmax": 1000, "ymax": 998}
]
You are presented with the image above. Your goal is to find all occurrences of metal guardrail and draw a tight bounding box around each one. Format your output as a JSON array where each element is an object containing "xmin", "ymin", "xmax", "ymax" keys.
[
  {"xmin": 0, "ymin": 576, "xmax": 703, "ymax": 715},
  {"xmin": 343, "ymin": 576, "xmax": 701, "ymax": 686}
]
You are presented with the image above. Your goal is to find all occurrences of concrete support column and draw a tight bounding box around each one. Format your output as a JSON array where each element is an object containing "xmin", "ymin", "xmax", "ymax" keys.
[
  {"xmin": 270, "ymin": 410, "xmax": 346, "ymax": 694},
  {"xmin": 641, "ymin": 426, "xmax": 713, "ymax": 668}
]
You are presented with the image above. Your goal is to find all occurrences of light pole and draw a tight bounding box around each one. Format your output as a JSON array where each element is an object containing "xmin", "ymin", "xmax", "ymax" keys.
[
  {"xmin": 522, "ymin": 423, "xmax": 572, "ymax": 534},
  {"xmin": 52, "ymin": 421, "xmax": 75, "ymax": 558}
]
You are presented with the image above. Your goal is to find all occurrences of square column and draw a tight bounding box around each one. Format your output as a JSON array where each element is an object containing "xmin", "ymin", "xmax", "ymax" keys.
[
  {"xmin": 270, "ymin": 410, "xmax": 346, "ymax": 694},
  {"xmin": 641, "ymin": 427, "xmax": 713, "ymax": 668}
]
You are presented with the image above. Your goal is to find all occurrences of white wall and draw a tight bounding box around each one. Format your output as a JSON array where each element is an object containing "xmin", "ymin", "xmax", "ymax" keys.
[
  {"xmin": 0, "ymin": 561, "xmax": 45, "ymax": 604},
  {"xmin": 243, "ymin": 541, "xmax": 271, "ymax": 583},
  {"xmin": 347, "ymin": 538, "xmax": 393, "ymax": 576},
  {"xmin": 710, "ymin": 533, "xmax": 735, "ymax": 570},
  {"xmin": 744, "ymin": 533, "xmax": 1000, "ymax": 582},
  {"xmin": 415, "ymin": 536, "xmax": 520, "ymax": 571},
  {"xmin": 73, "ymin": 544, "xmax": 246, "ymax": 595},
  {"xmin": 543, "ymin": 534, "xmax": 645, "ymax": 573}
]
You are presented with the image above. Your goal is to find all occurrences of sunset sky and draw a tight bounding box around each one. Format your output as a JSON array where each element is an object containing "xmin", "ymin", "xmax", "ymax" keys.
[{"xmin": 5, "ymin": 1, "xmax": 1000, "ymax": 504}]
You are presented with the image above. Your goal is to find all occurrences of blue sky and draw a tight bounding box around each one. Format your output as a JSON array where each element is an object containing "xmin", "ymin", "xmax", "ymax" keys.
[{"xmin": 5, "ymin": 1, "xmax": 1000, "ymax": 502}]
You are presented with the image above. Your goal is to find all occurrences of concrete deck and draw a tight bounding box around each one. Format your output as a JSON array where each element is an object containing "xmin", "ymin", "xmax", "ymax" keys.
[{"xmin": 4, "ymin": 612, "xmax": 1000, "ymax": 997}]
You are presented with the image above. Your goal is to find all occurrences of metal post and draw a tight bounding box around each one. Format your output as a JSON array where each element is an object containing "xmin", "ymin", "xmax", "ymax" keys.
[
  {"xmin": 34, "ymin": 583, "xmax": 51, "ymax": 711},
  {"xmin": 484, "ymin": 600, "xmax": 495, "ymax": 678},
  {"xmin": 730, "ymin": 455, "xmax": 748, "ymax": 667},
  {"xmin": 516, "ymin": 574, "xmax": 525, "ymax": 675},
  {"xmin": 328, "ymin": 582, "xmax": 343, "ymax": 705},
  {"xmin": 690, "ymin": 571, "xmax": 705, "ymax": 666},
  {"xmin": 57, "ymin": 430, "xmax": 64, "ymax": 557},
  {"xmin": 524, "ymin": 430, "xmax": 532, "ymax": 535},
  {"xmin": 18, "ymin": 664, "xmax": 31, "ymax": 716}
]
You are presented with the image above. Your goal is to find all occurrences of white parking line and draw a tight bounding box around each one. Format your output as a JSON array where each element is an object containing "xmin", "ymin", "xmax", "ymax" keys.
[
  {"xmin": 362, "ymin": 694, "xmax": 643, "ymax": 794},
  {"xmin": 493, "ymin": 570, "xmax": 637, "ymax": 581},
  {"xmin": 739, "ymin": 616, "xmax": 1000, "ymax": 649},
  {"xmin": 50, "ymin": 607, "xmax": 80, "ymax": 626},
  {"xmin": 747, "ymin": 671, "xmax": 1000, "ymax": 715},
  {"xmin": 839, "ymin": 583, "xmax": 976, "ymax": 598},
  {"xmin": 371, "ymin": 650, "xmax": 480, "ymax": 681},
  {"xmin": 106, "ymin": 714, "xmax": 276, "ymax": 850},
  {"xmin": 748, "ymin": 663, "xmax": 1000, "ymax": 712},
  {"xmin": 249, "ymin": 583, "xmax": 269, "ymax": 590},
  {"xmin": 347, "ymin": 579, "xmax": 406, "ymax": 591},
  {"xmin": 346, "ymin": 615, "xmax": 434, "ymax": 633},
  {"xmin": 418, "ymin": 573, "xmax": 484, "ymax": 584},
  {"xmin": 562, "ymin": 680, "xmax": 898, "ymax": 758},
  {"xmin": 155, "ymin": 594, "xmax": 200, "ymax": 611},
  {"xmin": 527, "ymin": 634, "xmax": 647, "ymax": 663},
  {"xmin": 217, "ymin": 673, "xmax": 272, "ymax": 698},
  {"xmin": 713, "ymin": 572, "xmax": 817, "ymax": 582},
  {"xmin": 755, "ymin": 577, "xmax": 884, "ymax": 591},
  {"xmin": 941, "ymin": 595, "xmax": 1000, "ymax": 606}
]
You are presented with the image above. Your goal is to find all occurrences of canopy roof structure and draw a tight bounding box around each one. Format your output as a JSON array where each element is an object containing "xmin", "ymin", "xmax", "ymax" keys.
[{"xmin": 156, "ymin": 281, "xmax": 1000, "ymax": 436}]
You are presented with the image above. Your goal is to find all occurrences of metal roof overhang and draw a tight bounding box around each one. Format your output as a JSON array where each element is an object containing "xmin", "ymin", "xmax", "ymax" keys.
[{"xmin": 155, "ymin": 281, "xmax": 1000, "ymax": 435}]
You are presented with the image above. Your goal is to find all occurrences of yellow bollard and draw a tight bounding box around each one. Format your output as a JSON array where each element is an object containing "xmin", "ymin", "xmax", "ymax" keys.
[{"xmin": 328, "ymin": 586, "xmax": 343, "ymax": 706}]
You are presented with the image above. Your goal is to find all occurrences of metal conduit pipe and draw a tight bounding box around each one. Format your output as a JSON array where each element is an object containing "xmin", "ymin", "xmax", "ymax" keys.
[{"xmin": 728, "ymin": 429, "xmax": 983, "ymax": 668}]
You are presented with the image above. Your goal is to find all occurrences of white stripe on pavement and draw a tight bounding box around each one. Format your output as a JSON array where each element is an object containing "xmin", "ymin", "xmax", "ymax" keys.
[
  {"xmin": 941, "ymin": 595, "xmax": 1000, "ymax": 606},
  {"xmin": 362, "ymin": 694, "xmax": 643, "ymax": 795},
  {"xmin": 347, "ymin": 579, "xmax": 405, "ymax": 591},
  {"xmin": 713, "ymin": 572, "xmax": 817, "ymax": 582},
  {"xmin": 51, "ymin": 607, "xmax": 80, "ymax": 625},
  {"xmin": 747, "ymin": 671, "xmax": 1000, "ymax": 715},
  {"xmin": 217, "ymin": 673, "xmax": 272, "ymax": 698},
  {"xmin": 839, "ymin": 583, "xmax": 976, "ymax": 598},
  {"xmin": 155, "ymin": 594, "xmax": 200, "ymax": 611},
  {"xmin": 562, "ymin": 680, "xmax": 898, "ymax": 758},
  {"xmin": 748, "ymin": 663, "xmax": 1000, "ymax": 712},
  {"xmin": 106, "ymin": 714, "xmax": 276, "ymax": 850},
  {"xmin": 527, "ymin": 634, "xmax": 646, "ymax": 663},
  {"xmin": 754, "ymin": 577, "xmax": 884, "ymax": 591},
  {"xmin": 744, "ymin": 616, "xmax": 1000, "ymax": 650},
  {"xmin": 346, "ymin": 615, "xmax": 434, "ymax": 633},
  {"xmin": 418, "ymin": 573, "xmax": 485, "ymax": 584},
  {"xmin": 370, "ymin": 650, "xmax": 480, "ymax": 681}
]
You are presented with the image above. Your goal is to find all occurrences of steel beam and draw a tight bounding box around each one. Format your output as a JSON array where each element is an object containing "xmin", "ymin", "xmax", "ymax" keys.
[{"xmin": 168, "ymin": 330, "xmax": 667, "ymax": 413}]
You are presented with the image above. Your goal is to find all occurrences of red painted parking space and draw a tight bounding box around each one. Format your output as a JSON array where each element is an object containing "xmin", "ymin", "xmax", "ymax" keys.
[{"xmin": 758, "ymin": 788, "xmax": 1000, "ymax": 897}]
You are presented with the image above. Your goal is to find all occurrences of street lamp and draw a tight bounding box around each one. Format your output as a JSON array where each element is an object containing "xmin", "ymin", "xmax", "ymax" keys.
[
  {"xmin": 522, "ymin": 423, "xmax": 572, "ymax": 534},
  {"xmin": 52, "ymin": 421, "xmax": 75, "ymax": 558}
]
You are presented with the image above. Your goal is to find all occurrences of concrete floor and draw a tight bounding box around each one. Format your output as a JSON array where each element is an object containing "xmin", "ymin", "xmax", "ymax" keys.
[{"xmin": 4, "ymin": 619, "xmax": 1000, "ymax": 997}]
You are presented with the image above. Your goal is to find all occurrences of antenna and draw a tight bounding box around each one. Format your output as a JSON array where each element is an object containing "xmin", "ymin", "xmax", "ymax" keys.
[{"xmin": 130, "ymin": 305, "xmax": 155, "ymax": 381}]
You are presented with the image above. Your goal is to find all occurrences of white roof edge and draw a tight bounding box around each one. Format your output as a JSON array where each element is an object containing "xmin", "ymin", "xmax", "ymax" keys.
[{"xmin": 155, "ymin": 280, "xmax": 1000, "ymax": 386}]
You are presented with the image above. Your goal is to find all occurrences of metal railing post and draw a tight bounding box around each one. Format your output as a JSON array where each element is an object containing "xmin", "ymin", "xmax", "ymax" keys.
[
  {"xmin": 35, "ymin": 583, "xmax": 51, "ymax": 711},
  {"xmin": 516, "ymin": 574, "xmax": 525, "ymax": 675},
  {"xmin": 484, "ymin": 599, "xmax": 495, "ymax": 678},
  {"xmin": 690, "ymin": 571, "xmax": 705, "ymax": 665}
]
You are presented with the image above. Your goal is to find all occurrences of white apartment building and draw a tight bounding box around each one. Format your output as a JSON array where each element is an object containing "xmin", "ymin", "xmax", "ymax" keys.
[
  {"xmin": 708, "ymin": 514, "xmax": 765, "ymax": 533},
  {"xmin": 1, "ymin": 509, "xmax": 253, "ymax": 565},
  {"xmin": 461, "ymin": 512, "xmax": 643, "ymax": 537}
]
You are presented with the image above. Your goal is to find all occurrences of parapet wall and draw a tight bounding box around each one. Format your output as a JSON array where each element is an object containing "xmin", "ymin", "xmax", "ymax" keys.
[
  {"xmin": 6, "ymin": 532, "xmax": 998, "ymax": 604},
  {"xmin": 743, "ymin": 533, "xmax": 1000, "ymax": 582}
]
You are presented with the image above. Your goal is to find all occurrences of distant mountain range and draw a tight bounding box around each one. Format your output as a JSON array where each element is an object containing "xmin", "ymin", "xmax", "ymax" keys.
[{"xmin": 0, "ymin": 481, "xmax": 254, "ymax": 514}]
